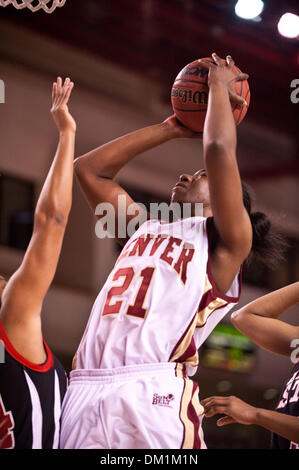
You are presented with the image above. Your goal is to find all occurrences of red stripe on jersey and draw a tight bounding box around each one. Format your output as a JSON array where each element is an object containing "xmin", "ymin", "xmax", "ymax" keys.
[
  {"xmin": 0, "ymin": 320, "xmax": 53, "ymax": 372},
  {"xmin": 197, "ymin": 288, "xmax": 214, "ymax": 312},
  {"xmin": 175, "ymin": 336, "xmax": 197, "ymax": 364},
  {"xmin": 196, "ymin": 302, "xmax": 228, "ymax": 330},
  {"xmin": 175, "ymin": 363, "xmax": 187, "ymax": 379},
  {"xmin": 189, "ymin": 382, "xmax": 201, "ymax": 449},
  {"xmin": 169, "ymin": 312, "xmax": 197, "ymax": 361},
  {"xmin": 179, "ymin": 378, "xmax": 187, "ymax": 449}
]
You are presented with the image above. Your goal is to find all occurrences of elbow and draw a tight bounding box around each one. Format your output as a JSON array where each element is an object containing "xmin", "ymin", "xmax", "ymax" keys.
[
  {"xmin": 231, "ymin": 309, "xmax": 240, "ymax": 326},
  {"xmin": 204, "ymin": 140, "xmax": 235, "ymax": 161},
  {"xmin": 74, "ymin": 156, "xmax": 85, "ymax": 176},
  {"xmin": 34, "ymin": 207, "xmax": 69, "ymax": 228},
  {"xmin": 231, "ymin": 309, "xmax": 245, "ymax": 329},
  {"xmin": 231, "ymin": 308, "xmax": 250, "ymax": 331},
  {"xmin": 74, "ymin": 157, "xmax": 93, "ymax": 184},
  {"xmin": 74, "ymin": 156, "xmax": 109, "ymax": 180}
]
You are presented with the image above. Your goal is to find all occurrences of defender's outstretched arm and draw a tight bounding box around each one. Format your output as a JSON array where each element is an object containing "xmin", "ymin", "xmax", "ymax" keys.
[{"xmin": 0, "ymin": 77, "xmax": 76, "ymax": 363}]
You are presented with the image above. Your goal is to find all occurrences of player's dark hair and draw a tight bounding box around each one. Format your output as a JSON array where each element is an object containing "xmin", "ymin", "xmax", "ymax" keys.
[{"xmin": 241, "ymin": 181, "xmax": 287, "ymax": 269}]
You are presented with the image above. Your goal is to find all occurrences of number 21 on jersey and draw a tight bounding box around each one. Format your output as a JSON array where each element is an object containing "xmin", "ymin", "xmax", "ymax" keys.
[{"xmin": 102, "ymin": 267, "xmax": 155, "ymax": 320}]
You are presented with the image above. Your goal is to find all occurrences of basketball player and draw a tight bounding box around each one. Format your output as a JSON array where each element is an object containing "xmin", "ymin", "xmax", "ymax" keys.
[
  {"xmin": 202, "ymin": 282, "xmax": 299, "ymax": 449},
  {"xmin": 60, "ymin": 53, "xmax": 283, "ymax": 449},
  {"xmin": 0, "ymin": 77, "xmax": 76, "ymax": 449}
]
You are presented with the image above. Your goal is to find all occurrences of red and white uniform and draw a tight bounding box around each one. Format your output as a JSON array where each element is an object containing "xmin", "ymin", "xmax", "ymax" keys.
[{"xmin": 60, "ymin": 217, "xmax": 241, "ymax": 449}]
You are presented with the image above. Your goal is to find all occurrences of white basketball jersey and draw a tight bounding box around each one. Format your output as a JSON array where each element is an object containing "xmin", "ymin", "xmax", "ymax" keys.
[{"xmin": 76, "ymin": 217, "xmax": 241, "ymax": 376}]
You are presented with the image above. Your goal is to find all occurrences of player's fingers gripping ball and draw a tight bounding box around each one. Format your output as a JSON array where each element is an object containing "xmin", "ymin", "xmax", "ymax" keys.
[{"xmin": 171, "ymin": 57, "xmax": 250, "ymax": 133}]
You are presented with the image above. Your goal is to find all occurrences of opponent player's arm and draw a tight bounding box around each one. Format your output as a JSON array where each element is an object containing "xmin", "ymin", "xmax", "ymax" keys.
[
  {"xmin": 202, "ymin": 395, "xmax": 299, "ymax": 444},
  {"xmin": 0, "ymin": 78, "xmax": 76, "ymax": 362},
  {"xmin": 231, "ymin": 282, "xmax": 299, "ymax": 356},
  {"xmin": 74, "ymin": 116, "xmax": 196, "ymax": 245},
  {"xmin": 200, "ymin": 53, "xmax": 252, "ymax": 292}
]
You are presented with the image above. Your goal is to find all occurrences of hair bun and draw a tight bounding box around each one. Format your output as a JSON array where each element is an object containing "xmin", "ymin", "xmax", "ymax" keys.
[{"xmin": 250, "ymin": 211, "xmax": 271, "ymax": 241}]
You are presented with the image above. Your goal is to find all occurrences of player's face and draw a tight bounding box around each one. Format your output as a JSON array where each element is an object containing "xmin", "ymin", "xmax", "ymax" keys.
[
  {"xmin": 0, "ymin": 276, "xmax": 7, "ymax": 308},
  {"xmin": 171, "ymin": 169, "xmax": 210, "ymax": 208}
]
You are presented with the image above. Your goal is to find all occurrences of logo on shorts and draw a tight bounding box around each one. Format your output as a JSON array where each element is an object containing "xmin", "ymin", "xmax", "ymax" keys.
[{"xmin": 152, "ymin": 393, "xmax": 175, "ymax": 407}]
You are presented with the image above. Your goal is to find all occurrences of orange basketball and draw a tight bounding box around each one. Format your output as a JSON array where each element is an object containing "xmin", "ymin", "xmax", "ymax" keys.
[{"xmin": 171, "ymin": 57, "xmax": 250, "ymax": 133}]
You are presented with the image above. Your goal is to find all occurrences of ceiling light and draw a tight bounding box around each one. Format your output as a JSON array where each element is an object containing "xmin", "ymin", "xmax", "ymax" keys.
[
  {"xmin": 278, "ymin": 13, "xmax": 299, "ymax": 39},
  {"xmin": 235, "ymin": 0, "xmax": 264, "ymax": 20}
]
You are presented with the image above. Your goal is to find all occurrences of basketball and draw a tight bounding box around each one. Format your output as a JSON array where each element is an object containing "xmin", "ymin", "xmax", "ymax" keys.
[{"xmin": 171, "ymin": 57, "xmax": 250, "ymax": 133}]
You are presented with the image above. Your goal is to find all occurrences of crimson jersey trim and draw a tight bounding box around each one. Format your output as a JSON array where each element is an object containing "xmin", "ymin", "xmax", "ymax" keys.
[{"xmin": 0, "ymin": 320, "xmax": 53, "ymax": 372}]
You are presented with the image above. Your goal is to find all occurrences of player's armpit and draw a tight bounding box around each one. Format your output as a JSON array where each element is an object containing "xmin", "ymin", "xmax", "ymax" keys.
[
  {"xmin": 205, "ymin": 150, "xmax": 252, "ymax": 259},
  {"xmin": 208, "ymin": 239, "xmax": 242, "ymax": 296}
]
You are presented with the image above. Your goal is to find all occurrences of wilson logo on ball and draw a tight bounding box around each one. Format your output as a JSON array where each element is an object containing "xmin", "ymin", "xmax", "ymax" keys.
[{"xmin": 171, "ymin": 88, "xmax": 208, "ymax": 105}]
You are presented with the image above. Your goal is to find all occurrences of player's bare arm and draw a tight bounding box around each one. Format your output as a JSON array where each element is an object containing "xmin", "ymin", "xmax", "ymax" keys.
[
  {"xmin": 0, "ymin": 77, "xmax": 76, "ymax": 364},
  {"xmin": 202, "ymin": 395, "xmax": 299, "ymax": 445},
  {"xmin": 74, "ymin": 114, "xmax": 198, "ymax": 246},
  {"xmin": 199, "ymin": 53, "xmax": 252, "ymax": 293},
  {"xmin": 231, "ymin": 282, "xmax": 299, "ymax": 356}
]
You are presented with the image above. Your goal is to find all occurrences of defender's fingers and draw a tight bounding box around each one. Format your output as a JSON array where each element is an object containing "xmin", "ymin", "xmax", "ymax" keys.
[
  {"xmin": 58, "ymin": 78, "xmax": 71, "ymax": 105},
  {"xmin": 56, "ymin": 78, "xmax": 71, "ymax": 107},
  {"xmin": 217, "ymin": 416, "xmax": 236, "ymax": 427},
  {"xmin": 53, "ymin": 77, "xmax": 62, "ymax": 107},
  {"xmin": 202, "ymin": 397, "xmax": 229, "ymax": 411},
  {"xmin": 62, "ymin": 81, "xmax": 74, "ymax": 105},
  {"xmin": 56, "ymin": 76, "xmax": 62, "ymax": 95},
  {"xmin": 201, "ymin": 396, "xmax": 227, "ymax": 405},
  {"xmin": 204, "ymin": 405, "xmax": 228, "ymax": 417},
  {"xmin": 52, "ymin": 82, "xmax": 57, "ymax": 103}
]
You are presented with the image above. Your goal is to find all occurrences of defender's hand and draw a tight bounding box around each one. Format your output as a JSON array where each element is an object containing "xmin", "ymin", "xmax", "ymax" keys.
[
  {"xmin": 51, "ymin": 77, "xmax": 76, "ymax": 133},
  {"xmin": 199, "ymin": 53, "xmax": 249, "ymax": 107},
  {"xmin": 201, "ymin": 395, "xmax": 258, "ymax": 427}
]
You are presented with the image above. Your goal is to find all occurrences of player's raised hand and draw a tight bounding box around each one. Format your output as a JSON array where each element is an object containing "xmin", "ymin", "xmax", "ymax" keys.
[
  {"xmin": 198, "ymin": 53, "xmax": 249, "ymax": 107},
  {"xmin": 51, "ymin": 77, "xmax": 76, "ymax": 133},
  {"xmin": 162, "ymin": 114, "xmax": 202, "ymax": 139},
  {"xmin": 201, "ymin": 395, "xmax": 258, "ymax": 427}
]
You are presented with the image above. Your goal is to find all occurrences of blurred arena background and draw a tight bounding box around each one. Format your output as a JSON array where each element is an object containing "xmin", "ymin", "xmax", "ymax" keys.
[{"xmin": 0, "ymin": 0, "xmax": 298, "ymax": 449}]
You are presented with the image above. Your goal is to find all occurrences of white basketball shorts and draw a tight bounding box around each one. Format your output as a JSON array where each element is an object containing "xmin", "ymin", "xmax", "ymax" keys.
[{"xmin": 60, "ymin": 362, "xmax": 206, "ymax": 449}]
